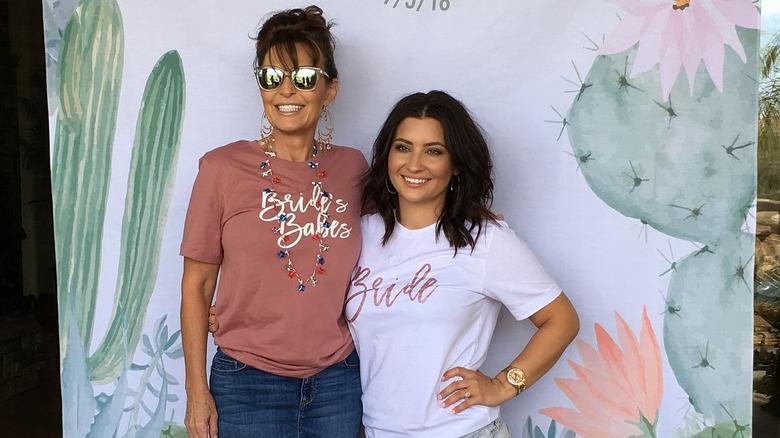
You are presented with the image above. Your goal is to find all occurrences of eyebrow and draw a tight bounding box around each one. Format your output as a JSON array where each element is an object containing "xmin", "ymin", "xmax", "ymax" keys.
[{"xmin": 393, "ymin": 137, "xmax": 447, "ymax": 148}]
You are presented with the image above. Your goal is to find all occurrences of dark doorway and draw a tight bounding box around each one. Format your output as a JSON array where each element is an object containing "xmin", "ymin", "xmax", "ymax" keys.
[{"xmin": 0, "ymin": 0, "xmax": 61, "ymax": 435}]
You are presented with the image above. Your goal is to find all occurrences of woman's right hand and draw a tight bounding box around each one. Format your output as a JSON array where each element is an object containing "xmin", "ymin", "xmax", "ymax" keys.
[
  {"xmin": 181, "ymin": 258, "xmax": 221, "ymax": 437},
  {"xmin": 185, "ymin": 388, "xmax": 218, "ymax": 438},
  {"xmin": 208, "ymin": 305, "xmax": 218, "ymax": 333}
]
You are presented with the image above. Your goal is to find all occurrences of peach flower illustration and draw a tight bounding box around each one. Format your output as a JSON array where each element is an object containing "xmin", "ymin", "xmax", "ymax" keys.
[
  {"xmin": 599, "ymin": 0, "xmax": 760, "ymax": 99},
  {"xmin": 540, "ymin": 307, "xmax": 663, "ymax": 438}
]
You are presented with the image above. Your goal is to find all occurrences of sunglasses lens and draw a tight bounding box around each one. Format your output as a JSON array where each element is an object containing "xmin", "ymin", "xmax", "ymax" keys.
[
  {"xmin": 291, "ymin": 68, "xmax": 319, "ymax": 90},
  {"xmin": 255, "ymin": 67, "xmax": 325, "ymax": 91},
  {"xmin": 257, "ymin": 68, "xmax": 283, "ymax": 90}
]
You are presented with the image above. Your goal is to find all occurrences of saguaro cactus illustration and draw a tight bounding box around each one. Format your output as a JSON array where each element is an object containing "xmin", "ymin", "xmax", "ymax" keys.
[
  {"xmin": 52, "ymin": 0, "xmax": 124, "ymax": 355},
  {"xmin": 51, "ymin": 0, "xmax": 186, "ymax": 435},
  {"xmin": 87, "ymin": 49, "xmax": 185, "ymax": 382}
]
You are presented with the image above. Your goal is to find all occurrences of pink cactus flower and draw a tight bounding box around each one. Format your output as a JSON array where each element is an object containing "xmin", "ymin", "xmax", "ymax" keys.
[
  {"xmin": 540, "ymin": 307, "xmax": 663, "ymax": 438},
  {"xmin": 599, "ymin": 0, "xmax": 760, "ymax": 99}
]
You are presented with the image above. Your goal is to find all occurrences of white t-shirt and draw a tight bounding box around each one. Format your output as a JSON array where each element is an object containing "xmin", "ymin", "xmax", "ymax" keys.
[{"xmin": 346, "ymin": 214, "xmax": 562, "ymax": 438}]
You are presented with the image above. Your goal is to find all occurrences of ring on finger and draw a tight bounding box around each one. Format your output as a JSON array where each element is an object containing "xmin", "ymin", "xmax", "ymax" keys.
[{"xmin": 464, "ymin": 390, "xmax": 471, "ymax": 399}]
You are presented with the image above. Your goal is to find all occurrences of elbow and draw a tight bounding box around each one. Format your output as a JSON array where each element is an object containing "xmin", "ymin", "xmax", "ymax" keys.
[
  {"xmin": 557, "ymin": 302, "xmax": 580, "ymax": 347},
  {"xmin": 559, "ymin": 292, "xmax": 579, "ymax": 345},
  {"xmin": 567, "ymin": 310, "xmax": 580, "ymax": 344}
]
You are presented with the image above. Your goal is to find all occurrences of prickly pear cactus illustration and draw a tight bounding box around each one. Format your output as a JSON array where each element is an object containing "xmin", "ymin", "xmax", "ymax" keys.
[
  {"xmin": 565, "ymin": 32, "xmax": 757, "ymax": 246},
  {"xmin": 563, "ymin": 25, "xmax": 758, "ymax": 433},
  {"xmin": 663, "ymin": 232, "xmax": 754, "ymax": 425}
]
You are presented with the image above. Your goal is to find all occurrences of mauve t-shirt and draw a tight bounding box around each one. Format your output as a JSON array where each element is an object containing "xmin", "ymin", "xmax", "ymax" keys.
[{"xmin": 181, "ymin": 140, "xmax": 367, "ymax": 377}]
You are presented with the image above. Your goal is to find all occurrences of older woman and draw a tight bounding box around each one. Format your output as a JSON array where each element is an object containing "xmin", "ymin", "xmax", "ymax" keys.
[{"xmin": 180, "ymin": 6, "xmax": 366, "ymax": 438}]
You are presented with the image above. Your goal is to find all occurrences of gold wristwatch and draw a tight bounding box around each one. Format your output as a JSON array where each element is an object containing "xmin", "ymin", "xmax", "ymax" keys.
[{"xmin": 502, "ymin": 366, "xmax": 526, "ymax": 395}]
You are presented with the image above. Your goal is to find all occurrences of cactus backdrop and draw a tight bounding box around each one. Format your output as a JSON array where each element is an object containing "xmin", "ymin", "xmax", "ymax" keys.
[
  {"xmin": 48, "ymin": 0, "xmax": 186, "ymax": 435},
  {"xmin": 539, "ymin": 0, "xmax": 760, "ymax": 435},
  {"xmin": 44, "ymin": 0, "xmax": 760, "ymax": 436}
]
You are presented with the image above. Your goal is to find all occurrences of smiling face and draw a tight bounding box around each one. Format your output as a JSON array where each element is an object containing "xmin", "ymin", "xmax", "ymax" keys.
[
  {"xmin": 388, "ymin": 117, "xmax": 457, "ymax": 226},
  {"xmin": 260, "ymin": 43, "xmax": 338, "ymax": 141}
]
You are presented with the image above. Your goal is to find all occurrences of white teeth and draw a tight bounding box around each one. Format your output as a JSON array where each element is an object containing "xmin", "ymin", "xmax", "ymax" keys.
[
  {"xmin": 404, "ymin": 177, "xmax": 428, "ymax": 184},
  {"xmin": 277, "ymin": 104, "xmax": 303, "ymax": 112}
]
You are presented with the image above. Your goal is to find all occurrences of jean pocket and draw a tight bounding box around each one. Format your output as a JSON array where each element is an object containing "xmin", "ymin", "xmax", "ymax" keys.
[
  {"xmin": 342, "ymin": 349, "xmax": 360, "ymax": 368},
  {"xmin": 211, "ymin": 349, "xmax": 248, "ymax": 374}
]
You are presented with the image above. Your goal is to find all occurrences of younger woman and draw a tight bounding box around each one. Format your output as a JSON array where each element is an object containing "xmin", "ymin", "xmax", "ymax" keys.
[{"xmin": 346, "ymin": 91, "xmax": 579, "ymax": 437}]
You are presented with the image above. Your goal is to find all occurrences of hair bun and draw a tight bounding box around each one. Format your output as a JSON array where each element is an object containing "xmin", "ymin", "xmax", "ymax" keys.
[{"xmin": 254, "ymin": 5, "xmax": 338, "ymax": 78}]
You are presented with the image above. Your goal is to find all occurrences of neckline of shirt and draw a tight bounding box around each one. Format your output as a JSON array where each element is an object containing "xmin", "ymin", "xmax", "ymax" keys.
[
  {"xmin": 246, "ymin": 139, "xmax": 334, "ymax": 172},
  {"xmin": 394, "ymin": 219, "xmax": 437, "ymax": 236}
]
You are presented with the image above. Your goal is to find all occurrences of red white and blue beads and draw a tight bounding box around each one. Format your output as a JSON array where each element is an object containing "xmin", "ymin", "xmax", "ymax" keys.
[{"xmin": 258, "ymin": 136, "xmax": 332, "ymax": 292}]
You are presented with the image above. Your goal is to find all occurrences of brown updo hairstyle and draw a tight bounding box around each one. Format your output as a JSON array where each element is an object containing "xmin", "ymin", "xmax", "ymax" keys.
[{"xmin": 254, "ymin": 5, "xmax": 338, "ymax": 79}]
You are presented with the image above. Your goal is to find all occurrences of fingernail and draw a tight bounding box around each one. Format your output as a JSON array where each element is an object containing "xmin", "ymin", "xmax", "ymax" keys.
[{"xmin": 437, "ymin": 394, "xmax": 442, "ymax": 400}]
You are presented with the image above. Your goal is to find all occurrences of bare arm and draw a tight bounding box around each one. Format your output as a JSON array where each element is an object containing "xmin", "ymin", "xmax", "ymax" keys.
[
  {"xmin": 440, "ymin": 292, "xmax": 579, "ymax": 413},
  {"xmin": 181, "ymin": 257, "xmax": 220, "ymax": 438},
  {"xmin": 498, "ymin": 292, "xmax": 579, "ymax": 388}
]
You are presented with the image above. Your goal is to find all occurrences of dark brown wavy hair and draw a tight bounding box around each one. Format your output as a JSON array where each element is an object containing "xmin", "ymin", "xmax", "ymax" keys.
[
  {"xmin": 362, "ymin": 91, "xmax": 498, "ymax": 254},
  {"xmin": 254, "ymin": 5, "xmax": 338, "ymax": 78}
]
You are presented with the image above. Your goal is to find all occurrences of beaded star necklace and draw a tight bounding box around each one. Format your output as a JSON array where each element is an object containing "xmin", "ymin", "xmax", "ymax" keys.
[{"xmin": 257, "ymin": 136, "xmax": 331, "ymax": 292}]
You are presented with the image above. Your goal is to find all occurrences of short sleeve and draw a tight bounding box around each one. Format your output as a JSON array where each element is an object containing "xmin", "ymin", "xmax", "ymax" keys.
[
  {"xmin": 483, "ymin": 223, "xmax": 561, "ymax": 320},
  {"xmin": 355, "ymin": 149, "xmax": 369, "ymax": 175},
  {"xmin": 180, "ymin": 156, "xmax": 224, "ymax": 264}
]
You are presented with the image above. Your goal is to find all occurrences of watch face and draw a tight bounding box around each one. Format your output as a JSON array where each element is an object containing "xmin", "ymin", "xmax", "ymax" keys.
[{"xmin": 507, "ymin": 368, "xmax": 525, "ymax": 385}]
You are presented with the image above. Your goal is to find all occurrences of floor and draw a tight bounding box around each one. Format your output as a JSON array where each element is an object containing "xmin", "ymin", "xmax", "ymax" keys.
[
  {"xmin": 0, "ymin": 365, "xmax": 61, "ymax": 437},
  {"xmin": 757, "ymin": 407, "xmax": 780, "ymax": 437}
]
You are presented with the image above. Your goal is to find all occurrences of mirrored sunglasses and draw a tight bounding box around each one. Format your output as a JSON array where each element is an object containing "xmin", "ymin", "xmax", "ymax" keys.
[{"xmin": 253, "ymin": 66, "xmax": 330, "ymax": 91}]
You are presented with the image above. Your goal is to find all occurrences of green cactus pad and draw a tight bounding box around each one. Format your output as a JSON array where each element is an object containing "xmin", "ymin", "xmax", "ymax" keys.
[
  {"xmin": 663, "ymin": 232, "xmax": 754, "ymax": 424},
  {"xmin": 565, "ymin": 29, "xmax": 758, "ymax": 245}
]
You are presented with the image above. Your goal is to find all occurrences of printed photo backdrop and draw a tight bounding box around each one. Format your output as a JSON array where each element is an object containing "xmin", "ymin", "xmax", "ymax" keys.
[{"xmin": 44, "ymin": 0, "xmax": 761, "ymax": 436}]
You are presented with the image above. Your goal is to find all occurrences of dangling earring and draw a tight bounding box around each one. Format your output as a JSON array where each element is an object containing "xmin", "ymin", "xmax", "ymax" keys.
[
  {"xmin": 449, "ymin": 175, "xmax": 460, "ymax": 193},
  {"xmin": 386, "ymin": 178, "xmax": 397, "ymax": 195},
  {"xmin": 261, "ymin": 112, "xmax": 273, "ymax": 139},
  {"xmin": 316, "ymin": 106, "xmax": 334, "ymax": 151}
]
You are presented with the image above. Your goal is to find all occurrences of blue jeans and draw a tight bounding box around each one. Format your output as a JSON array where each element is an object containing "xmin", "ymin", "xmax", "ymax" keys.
[{"xmin": 210, "ymin": 348, "xmax": 362, "ymax": 438}]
